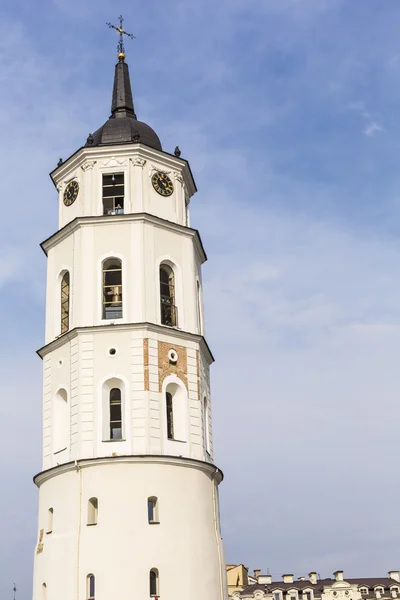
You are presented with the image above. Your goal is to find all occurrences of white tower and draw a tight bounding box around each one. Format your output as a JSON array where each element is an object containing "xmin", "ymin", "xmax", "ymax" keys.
[{"xmin": 31, "ymin": 39, "xmax": 227, "ymax": 600}]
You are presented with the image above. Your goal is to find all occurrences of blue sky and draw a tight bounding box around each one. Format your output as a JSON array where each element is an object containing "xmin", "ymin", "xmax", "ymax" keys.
[{"xmin": 2, "ymin": 0, "xmax": 400, "ymax": 597}]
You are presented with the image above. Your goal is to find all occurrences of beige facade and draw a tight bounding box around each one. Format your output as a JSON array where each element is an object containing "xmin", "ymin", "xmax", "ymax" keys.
[{"xmin": 230, "ymin": 570, "xmax": 400, "ymax": 600}]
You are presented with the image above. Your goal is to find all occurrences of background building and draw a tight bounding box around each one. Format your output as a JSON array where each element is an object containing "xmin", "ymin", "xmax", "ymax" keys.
[{"xmin": 229, "ymin": 569, "xmax": 400, "ymax": 600}]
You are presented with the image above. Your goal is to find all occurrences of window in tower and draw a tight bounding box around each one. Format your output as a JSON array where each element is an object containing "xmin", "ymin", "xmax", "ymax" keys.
[
  {"xmin": 196, "ymin": 279, "xmax": 203, "ymax": 334},
  {"xmin": 102, "ymin": 173, "xmax": 124, "ymax": 215},
  {"xmin": 109, "ymin": 388, "xmax": 122, "ymax": 440},
  {"xmin": 166, "ymin": 391, "xmax": 174, "ymax": 440},
  {"xmin": 46, "ymin": 508, "xmax": 53, "ymax": 534},
  {"xmin": 150, "ymin": 569, "xmax": 159, "ymax": 597},
  {"xmin": 61, "ymin": 271, "xmax": 70, "ymax": 333},
  {"xmin": 148, "ymin": 497, "xmax": 159, "ymax": 524},
  {"xmin": 203, "ymin": 396, "xmax": 210, "ymax": 455},
  {"xmin": 160, "ymin": 263, "xmax": 177, "ymax": 327},
  {"xmin": 102, "ymin": 258, "xmax": 123, "ymax": 319},
  {"xmin": 87, "ymin": 498, "xmax": 98, "ymax": 526},
  {"xmin": 53, "ymin": 388, "xmax": 69, "ymax": 455},
  {"xmin": 87, "ymin": 575, "xmax": 95, "ymax": 600},
  {"xmin": 165, "ymin": 382, "xmax": 187, "ymax": 442}
]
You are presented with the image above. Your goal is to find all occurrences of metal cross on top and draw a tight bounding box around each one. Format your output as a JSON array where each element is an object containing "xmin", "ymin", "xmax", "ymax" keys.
[{"xmin": 106, "ymin": 15, "xmax": 136, "ymax": 61}]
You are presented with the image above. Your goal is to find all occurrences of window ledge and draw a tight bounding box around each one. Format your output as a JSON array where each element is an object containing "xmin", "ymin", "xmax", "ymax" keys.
[
  {"xmin": 167, "ymin": 438, "xmax": 186, "ymax": 444},
  {"xmin": 149, "ymin": 521, "xmax": 160, "ymax": 525},
  {"xmin": 45, "ymin": 530, "xmax": 52, "ymax": 535},
  {"xmin": 102, "ymin": 438, "xmax": 126, "ymax": 443},
  {"xmin": 87, "ymin": 523, "xmax": 98, "ymax": 527}
]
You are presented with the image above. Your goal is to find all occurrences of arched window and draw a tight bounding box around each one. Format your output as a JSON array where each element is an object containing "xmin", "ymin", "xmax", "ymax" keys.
[
  {"xmin": 87, "ymin": 498, "xmax": 98, "ymax": 526},
  {"xmin": 42, "ymin": 583, "xmax": 47, "ymax": 600},
  {"xmin": 150, "ymin": 569, "xmax": 159, "ymax": 597},
  {"xmin": 148, "ymin": 497, "xmax": 159, "ymax": 524},
  {"xmin": 203, "ymin": 396, "xmax": 210, "ymax": 454},
  {"xmin": 61, "ymin": 271, "xmax": 70, "ymax": 333},
  {"xmin": 47, "ymin": 508, "xmax": 53, "ymax": 534},
  {"xmin": 165, "ymin": 382, "xmax": 187, "ymax": 442},
  {"xmin": 196, "ymin": 279, "xmax": 203, "ymax": 334},
  {"xmin": 87, "ymin": 575, "xmax": 95, "ymax": 600},
  {"xmin": 53, "ymin": 388, "xmax": 69, "ymax": 455},
  {"xmin": 166, "ymin": 391, "xmax": 174, "ymax": 440},
  {"xmin": 110, "ymin": 388, "xmax": 122, "ymax": 440},
  {"xmin": 102, "ymin": 258, "xmax": 122, "ymax": 319},
  {"xmin": 160, "ymin": 264, "xmax": 177, "ymax": 327}
]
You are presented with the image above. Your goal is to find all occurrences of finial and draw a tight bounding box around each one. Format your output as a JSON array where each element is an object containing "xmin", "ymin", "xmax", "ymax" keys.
[
  {"xmin": 57, "ymin": 158, "xmax": 63, "ymax": 167},
  {"xmin": 107, "ymin": 15, "xmax": 136, "ymax": 61},
  {"xmin": 174, "ymin": 146, "xmax": 181, "ymax": 157},
  {"xmin": 86, "ymin": 133, "xmax": 94, "ymax": 145},
  {"xmin": 13, "ymin": 583, "xmax": 17, "ymax": 600}
]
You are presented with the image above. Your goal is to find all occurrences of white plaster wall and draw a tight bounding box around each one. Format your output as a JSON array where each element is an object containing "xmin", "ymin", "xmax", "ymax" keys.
[
  {"xmin": 44, "ymin": 218, "xmax": 203, "ymax": 344},
  {"xmin": 32, "ymin": 458, "xmax": 225, "ymax": 600},
  {"xmin": 55, "ymin": 146, "xmax": 194, "ymax": 231},
  {"xmin": 41, "ymin": 327, "xmax": 212, "ymax": 470}
]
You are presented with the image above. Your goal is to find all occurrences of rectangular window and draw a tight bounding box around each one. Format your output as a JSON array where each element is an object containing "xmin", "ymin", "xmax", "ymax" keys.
[
  {"xmin": 304, "ymin": 593, "xmax": 312, "ymax": 600},
  {"xmin": 274, "ymin": 594, "xmax": 281, "ymax": 600},
  {"xmin": 102, "ymin": 173, "xmax": 124, "ymax": 215}
]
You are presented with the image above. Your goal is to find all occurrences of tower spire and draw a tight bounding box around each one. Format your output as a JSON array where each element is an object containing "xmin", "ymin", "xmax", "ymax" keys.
[{"xmin": 106, "ymin": 16, "xmax": 137, "ymax": 120}]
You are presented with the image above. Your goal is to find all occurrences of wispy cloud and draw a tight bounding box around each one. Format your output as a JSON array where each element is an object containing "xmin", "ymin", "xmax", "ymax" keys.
[{"xmin": 2, "ymin": 0, "xmax": 400, "ymax": 596}]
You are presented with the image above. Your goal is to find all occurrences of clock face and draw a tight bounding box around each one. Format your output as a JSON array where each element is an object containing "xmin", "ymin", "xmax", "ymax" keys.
[
  {"xmin": 63, "ymin": 180, "xmax": 79, "ymax": 206},
  {"xmin": 152, "ymin": 172, "xmax": 174, "ymax": 197}
]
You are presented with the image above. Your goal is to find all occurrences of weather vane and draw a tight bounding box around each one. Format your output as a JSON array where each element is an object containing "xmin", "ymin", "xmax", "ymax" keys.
[
  {"xmin": 106, "ymin": 15, "xmax": 136, "ymax": 61},
  {"xmin": 13, "ymin": 583, "xmax": 17, "ymax": 600}
]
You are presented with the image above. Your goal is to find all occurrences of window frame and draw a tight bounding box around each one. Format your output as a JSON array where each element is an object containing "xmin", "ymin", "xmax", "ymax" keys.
[
  {"xmin": 87, "ymin": 574, "xmax": 95, "ymax": 600},
  {"xmin": 87, "ymin": 498, "xmax": 98, "ymax": 526},
  {"xmin": 159, "ymin": 263, "xmax": 178, "ymax": 327},
  {"xmin": 102, "ymin": 257, "xmax": 123, "ymax": 320},
  {"xmin": 102, "ymin": 172, "xmax": 125, "ymax": 215},
  {"xmin": 150, "ymin": 569, "xmax": 159, "ymax": 597},
  {"xmin": 148, "ymin": 497, "xmax": 159, "ymax": 524},
  {"xmin": 61, "ymin": 271, "xmax": 70, "ymax": 334},
  {"xmin": 46, "ymin": 508, "xmax": 53, "ymax": 534}
]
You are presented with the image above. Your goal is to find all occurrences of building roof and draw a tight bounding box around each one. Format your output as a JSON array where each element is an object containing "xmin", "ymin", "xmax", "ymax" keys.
[
  {"xmin": 85, "ymin": 56, "xmax": 162, "ymax": 151},
  {"xmin": 238, "ymin": 578, "xmax": 400, "ymax": 597}
]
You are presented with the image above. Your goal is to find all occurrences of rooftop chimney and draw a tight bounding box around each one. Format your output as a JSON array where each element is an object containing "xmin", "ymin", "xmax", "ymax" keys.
[
  {"xmin": 254, "ymin": 570, "xmax": 261, "ymax": 580},
  {"xmin": 283, "ymin": 575, "xmax": 294, "ymax": 584},
  {"xmin": 389, "ymin": 572, "xmax": 400, "ymax": 583},
  {"xmin": 334, "ymin": 571, "xmax": 344, "ymax": 582},
  {"xmin": 259, "ymin": 575, "xmax": 272, "ymax": 585},
  {"xmin": 309, "ymin": 573, "xmax": 318, "ymax": 585},
  {"xmin": 299, "ymin": 577, "xmax": 306, "ymax": 581}
]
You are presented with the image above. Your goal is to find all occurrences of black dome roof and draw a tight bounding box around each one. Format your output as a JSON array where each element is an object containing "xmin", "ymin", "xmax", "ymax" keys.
[
  {"xmin": 85, "ymin": 58, "xmax": 162, "ymax": 152},
  {"xmin": 88, "ymin": 117, "xmax": 162, "ymax": 150}
]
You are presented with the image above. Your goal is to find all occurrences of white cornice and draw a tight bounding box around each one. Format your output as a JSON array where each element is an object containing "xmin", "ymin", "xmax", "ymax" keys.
[
  {"xmin": 50, "ymin": 144, "xmax": 197, "ymax": 198},
  {"xmin": 40, "ymin": 212, "xmax": 207, "ymax": 264},
  {"xmin": 37, "ymin": 321, "xmax": 215, "ymax": 364},
  {"xmin": 34, "ymin": 454, "xmax": 223, "ymax": 487}
]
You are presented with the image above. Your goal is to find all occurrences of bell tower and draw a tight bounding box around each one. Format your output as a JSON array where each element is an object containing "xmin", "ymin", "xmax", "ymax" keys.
[{"xmin": 32, "ymin": 23, "xmax": 227, "ymax": 600}]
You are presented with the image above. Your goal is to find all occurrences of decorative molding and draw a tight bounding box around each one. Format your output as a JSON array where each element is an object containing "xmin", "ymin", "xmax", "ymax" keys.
[
  {"xmin": 174, "ymin": 172, "xmax": 184, "ymax": 184},
  {"xmin": 130, "ymin": 157, "xmax": 147, "ymax": 168},
  {"xmin": 149, "ymin": 164, "xmax": 171, "ymax": 176},
  {"xmin": 101, "ymin": 156, "xmax": 127, "ymax": 167},
  {"xmin": 81, "ymin": 160, "xmax": 97, "ymax": 172},
  {"xmin": 34, "ymin": 454, "xmax": 223, "ymax": 486}
]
